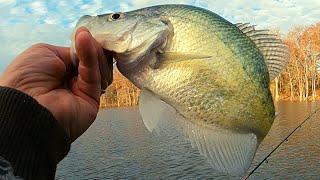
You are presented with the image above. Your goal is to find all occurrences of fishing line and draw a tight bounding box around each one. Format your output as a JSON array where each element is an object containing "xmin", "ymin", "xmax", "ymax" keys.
[{"xmin": 244, "ymin": 106, "xmax": 320, "ymax": 180}]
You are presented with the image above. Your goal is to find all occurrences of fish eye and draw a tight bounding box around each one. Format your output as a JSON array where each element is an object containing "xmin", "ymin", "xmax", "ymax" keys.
[
  {"xmin": 112, "ymin": 13, "xmax": 121, "ymax": 20},
  {"xmin": 109, "ymin": 13, "xmax": 124, "ymax": 21}
]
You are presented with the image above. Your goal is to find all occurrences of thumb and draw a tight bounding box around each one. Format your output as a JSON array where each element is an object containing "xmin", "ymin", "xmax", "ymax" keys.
[{"xmin": 73, "ymin": 27, "xmax": 101, "ymax": 106}]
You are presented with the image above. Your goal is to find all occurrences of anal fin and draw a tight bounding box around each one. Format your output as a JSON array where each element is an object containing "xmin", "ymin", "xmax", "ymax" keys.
[
  {"xmin": 139, "ymin": 89, "xmax": 258, "ymax": 176},
  {"xmin": 182, "ymin": 119, "xmax": 258, "ymax": 175}
]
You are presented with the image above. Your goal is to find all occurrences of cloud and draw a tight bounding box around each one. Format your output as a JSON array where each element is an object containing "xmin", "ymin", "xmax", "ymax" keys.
[
  {"xmin": 79, "ymin": 0, "xmax": 105, "ymax": 15},
  {"xmin": 44, "ymin": 16, "xmax": 59, "ymax": 24},
  {"xmin": 126, "ymin": 0, "xmax": 320, "ymax": 32},
  {"xmin": 196, "ymin": 0, "xmax": 320, "ymax": 32},
  {"xmin": 130, "ymin": 0, "xmax": 192, "ymax": 10},
  {"xmin": 29, "ymin": 1, "xmax": 47, "ymax": 15},
  {"xmin": 0, "ymin": 23, "xmax": 71, "ymax": 57},
  {"xmin": 1, "ymin": 0, "xmax": 320, "ymax": 73},
  {"xmin": 0, "ymin": 0, "xmax": 15, "ymax": 5},
  {"xmin": 0, "ymin": 23, "xmax": 71, "ymax": 72},
  {"xmin": 119, "ymin": 2, "xmax": 130, "ymax": 11},
  {"xmin": 0, "ymin": 0, "xmax": 116, "ymax": 73}
]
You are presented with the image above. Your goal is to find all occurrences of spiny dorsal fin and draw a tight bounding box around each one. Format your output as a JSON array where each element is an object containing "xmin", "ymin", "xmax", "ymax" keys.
[{"xmin": 236, "ymin": 23, "xmax": 289, "ymax": 81}]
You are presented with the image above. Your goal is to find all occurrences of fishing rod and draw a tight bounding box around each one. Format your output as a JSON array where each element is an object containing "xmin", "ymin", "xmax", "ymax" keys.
[{"xmin": 244, "ymin": 107, "xmax": 320, "ymax": 180}]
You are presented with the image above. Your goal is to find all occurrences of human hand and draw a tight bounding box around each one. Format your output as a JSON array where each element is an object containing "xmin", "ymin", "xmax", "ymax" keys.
[{"xmin": 0, "ymin": 27, "xmax": 113, "ymax": 141}]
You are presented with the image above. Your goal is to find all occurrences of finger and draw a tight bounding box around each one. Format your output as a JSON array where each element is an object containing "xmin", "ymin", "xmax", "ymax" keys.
[
  {"xmin": 76, "ymin": 27, "xmax": 99, "ymax": 69},
  {"xmin": 30, "ymin": 43, "xmax": 79, "ymax": 78},
  {"xmin": 52, "ymin": 46, "xmax": 79, "ymax": 75},
  {"xmin": 53, "ymin": 46, "xmax": 73, "ymax": 65},
  {"xmin": 33, "ymin": 44, "xmax": 74, "ymax": 70},
  {"xmin": 74, "ymin": 27, "xmax": 101, "ymax": 104}
]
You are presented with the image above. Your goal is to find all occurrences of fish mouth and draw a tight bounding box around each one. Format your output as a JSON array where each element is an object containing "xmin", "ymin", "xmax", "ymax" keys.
[
  {"xmin": 115, "ymin": 19, "xmax": 173, "ymax": 71},
  {"xmin": 95, "ymin": 22, "xmax": 138, "ymax": 53},
  {"xmin": 70, "ymin": 19, "xmax": 139, "ymax": 66},
  {"xmin": 115, "ymin": 30, "xmax": 169, "ymax": 70},
  {"xmin": 70, "ymin": 16, "xmax": 173, "ymax": 70}
]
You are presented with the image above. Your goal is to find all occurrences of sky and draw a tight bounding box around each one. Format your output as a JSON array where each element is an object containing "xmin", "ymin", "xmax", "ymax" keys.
[{"xmin": 0, "ymin": 0, "xmax": 320, "ymax": 72}]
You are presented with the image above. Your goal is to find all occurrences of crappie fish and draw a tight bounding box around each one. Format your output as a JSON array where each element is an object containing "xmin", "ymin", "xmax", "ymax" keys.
[{"xmin": 71, "ymin": 4, "xmax": 288, "ymax": 175}]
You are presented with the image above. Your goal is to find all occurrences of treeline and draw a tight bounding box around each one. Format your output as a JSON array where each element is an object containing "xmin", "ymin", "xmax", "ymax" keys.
[
  {"xmin": 100, "ymin": 70, "xmax": 140, "ymax": 108},
  {"xmin": 100, "ymin": 22, "xmax": 320, "ymax": 108},
  {"xmin": 272, "ymin": 22, "xmax": 320, "ymax": 101}
]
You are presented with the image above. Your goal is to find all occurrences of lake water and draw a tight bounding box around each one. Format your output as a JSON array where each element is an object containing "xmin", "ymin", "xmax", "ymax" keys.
[{"xmin": 56, "ymin": 102, "xmax": 320, "ymax": 179}]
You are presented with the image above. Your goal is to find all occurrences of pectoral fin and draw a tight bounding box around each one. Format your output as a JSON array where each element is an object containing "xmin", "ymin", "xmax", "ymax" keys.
[{"xmin": 149, "ymin": 52, "xmax": 213, "ymax": 69}]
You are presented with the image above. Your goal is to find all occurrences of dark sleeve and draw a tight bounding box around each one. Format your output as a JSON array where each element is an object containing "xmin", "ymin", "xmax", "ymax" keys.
[{"xmin": 0, "ymin": 87, "xmax": 71, "ymax": 180}]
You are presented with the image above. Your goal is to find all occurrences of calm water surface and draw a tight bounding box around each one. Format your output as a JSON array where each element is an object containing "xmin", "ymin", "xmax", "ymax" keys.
[{"xmin": 56, "ymin": 102, "xmax": 320, "ymax": 179}]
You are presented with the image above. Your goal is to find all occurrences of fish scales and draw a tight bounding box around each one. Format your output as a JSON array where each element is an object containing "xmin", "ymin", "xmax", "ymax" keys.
[
  {"xmin": 126, "ymin": 5, "xmax": 274, "ymax": 138},
  {"xmin": 71, "ymin": 4, "xmax": 288, "ymax": 175}
]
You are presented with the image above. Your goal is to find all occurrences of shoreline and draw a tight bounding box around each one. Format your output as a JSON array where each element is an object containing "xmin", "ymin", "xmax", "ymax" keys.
[{"xmin": 99, "ymin": 98, "xmax": 320, "ymax": 109}]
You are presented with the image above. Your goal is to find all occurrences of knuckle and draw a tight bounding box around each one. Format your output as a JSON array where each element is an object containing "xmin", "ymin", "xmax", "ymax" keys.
[{"xmin": 31, "ymin": 43, "xmax": 49, "ymax": 49}]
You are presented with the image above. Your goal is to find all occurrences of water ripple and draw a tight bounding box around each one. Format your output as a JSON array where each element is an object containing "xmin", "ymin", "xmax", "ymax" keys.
[{"xmin": 57, "ymin": 102, "xmax": 320, "ymax": 179}]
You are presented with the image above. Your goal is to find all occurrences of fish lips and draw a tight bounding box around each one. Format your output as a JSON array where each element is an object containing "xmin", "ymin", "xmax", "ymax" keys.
[
  {"xmin": 115, "ymin": 19, "xmax": 174, "ymax": 71},
  {"xmin": 70, "ymin": 18, "xmax": 138, "ymax": 66}
]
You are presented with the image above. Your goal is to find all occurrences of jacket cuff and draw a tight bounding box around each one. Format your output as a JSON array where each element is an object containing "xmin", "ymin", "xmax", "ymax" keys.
[{"xmin": 0, "ymin": 86, "xmax": 71, "ymax": 180}]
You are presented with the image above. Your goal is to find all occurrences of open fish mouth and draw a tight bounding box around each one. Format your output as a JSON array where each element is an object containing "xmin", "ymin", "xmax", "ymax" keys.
[
  {"xmin": 96, "ymin": 22, "xmax": 138, "ymax": 53},
  {"xmin": 113, "ymin": 17, "xmax": 173, "ymax": 71},
  {"xmin": 115, "ymin": 28, "xmax": 170, "ymax": 71},
  {"xmin": 70, "ymin": 16, "xmax": 171, "ymax": 71}
]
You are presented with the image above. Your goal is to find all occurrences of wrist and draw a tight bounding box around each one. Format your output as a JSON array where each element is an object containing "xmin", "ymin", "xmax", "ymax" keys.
[{"xmin": 0, "ymin": 86, "xmax": 71, "ymax": 179}]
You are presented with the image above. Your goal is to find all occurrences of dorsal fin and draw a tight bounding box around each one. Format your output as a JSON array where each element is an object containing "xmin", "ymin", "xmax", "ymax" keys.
[{"xmin": 236, "ymin": 23, "xmax": 289, "ymax": 81}]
